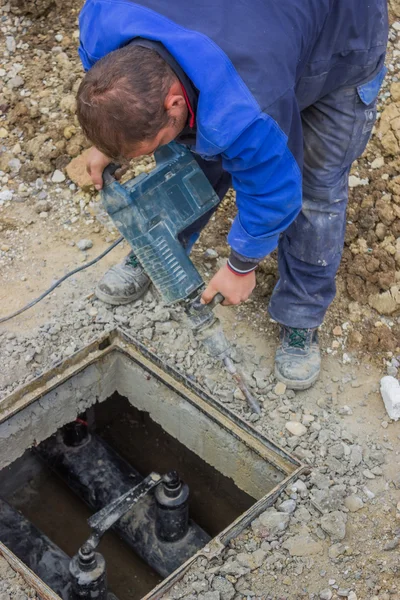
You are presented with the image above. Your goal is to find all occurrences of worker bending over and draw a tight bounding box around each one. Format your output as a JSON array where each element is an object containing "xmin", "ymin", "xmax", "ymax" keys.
[{"xmin": 76, "ymin": 0, "xmax": 388, "ymax": 390}]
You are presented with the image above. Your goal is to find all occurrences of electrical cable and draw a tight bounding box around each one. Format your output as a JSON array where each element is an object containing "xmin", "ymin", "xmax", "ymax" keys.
[{"xmin": 0, "ymin": 236, "xmax": 123, "ymax": 325}]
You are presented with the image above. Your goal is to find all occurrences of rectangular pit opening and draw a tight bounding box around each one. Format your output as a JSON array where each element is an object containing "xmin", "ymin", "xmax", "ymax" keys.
[{"xmin": 0, "ymin": 330, "xmax": 303, "ymax": 600}]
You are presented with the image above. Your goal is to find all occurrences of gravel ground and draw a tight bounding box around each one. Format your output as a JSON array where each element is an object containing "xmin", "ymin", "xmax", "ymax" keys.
[
  {"xmin": 0, "ymin": 1, "xmax": 400, "ymax": 600},
  {"xmin": 0, "ymin": 555, "xmax": 39, "ymax": 599}
]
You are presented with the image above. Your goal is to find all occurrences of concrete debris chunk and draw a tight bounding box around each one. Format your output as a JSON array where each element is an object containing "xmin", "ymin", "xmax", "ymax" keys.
[
  {"xmin": 344, "ymin": 495, "xmax": 363, "ymax": 512},
  {"xmin": 380, "ymin": 376, "xmax": 400, "ymax": 421},
  {"xmin": 285, "ymin": 421, "xmax": 307, "ymax": 436},
  {"xmin": 348, "ymin": 175, "xmax": 369, "ymax": 187},
  {"xmin": 282, "ymin": 534, "xmax": 323, "ymax": 556},
  {"xmin": 253, "ymin": 508, "xmax": 290, "ymax": 537},
  {"xmin": 76, "ymin": 239, "xmax": 93, "ymax": 251},
  {"xmin": 320, "ymin": 510, "xmax": 347, "ymax": 541},
  {"xmin": 319, "ymin": 590, "xmax": 333, "ymax": 600}
]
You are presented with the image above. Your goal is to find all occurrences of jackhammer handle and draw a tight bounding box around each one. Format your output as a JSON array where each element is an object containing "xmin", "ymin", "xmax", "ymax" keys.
[
  {"xmin": 102, "ymin": 163, "xmax": 122, "ymax": 186},
  {"xmin": 192, "ymin": 292, "xmax": 224, "ymax": 312}
]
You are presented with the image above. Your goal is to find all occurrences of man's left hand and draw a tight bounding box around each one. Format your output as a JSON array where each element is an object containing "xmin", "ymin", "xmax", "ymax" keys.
[{"xmin": 201, "ymin": 263, "xmax": 256, "ymax": 306}]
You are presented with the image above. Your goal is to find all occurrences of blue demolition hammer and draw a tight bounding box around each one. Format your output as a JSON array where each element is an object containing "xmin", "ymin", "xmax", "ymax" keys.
[{"xmin": 101, "ymin": 143, "xmax": 261, "ymax": 414}]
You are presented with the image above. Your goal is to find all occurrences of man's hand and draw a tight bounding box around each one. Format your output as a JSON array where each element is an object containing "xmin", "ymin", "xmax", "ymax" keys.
[
  {"xmin": 201, "ymin": 263, "xmax": 256, "ymax": 306},
  {"xmin": 86, "ymin": 147, "xmax": 112, "ymax": 190}
]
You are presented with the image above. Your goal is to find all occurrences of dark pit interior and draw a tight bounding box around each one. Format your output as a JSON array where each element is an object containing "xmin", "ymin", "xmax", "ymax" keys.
[{"xmin": 0, "ymin": 393, "xmax": 255, "ymax": 600}]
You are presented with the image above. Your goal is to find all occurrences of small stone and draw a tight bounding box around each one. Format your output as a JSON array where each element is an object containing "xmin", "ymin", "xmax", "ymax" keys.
[
  {"xmin": 202, "ymin": 593, "xmax": 220, "ymax": 600},
  {"xmin": 236, "ymin": 549, "xmax": 266, "ymax": 570},
  {"xmin": 337, "ymin": 590, "xmax": 350, "ymax": 598},
  {"xmin": 383, "ymin": 537, "xmax": 399, "ymax": 551},
  {"xmin": 55, "ymin": 33, "xmax": 64, "ymax": 42},
  {"xmin": 285, "ymin": 421, "xmax": 307, "ymax": 436},
  {"xmin": 52, "ymin": 169, "xmax": 66, "ymax": 183},
  {"xmin": 282, "ymin": 534, "xmax": 323, "ymax": 556},
  {"xmin": 344, "ymin": 495, "xmax": 364, "ymax": 512},
  {"xmin": 204, "ymin": 248, "xmax": 218, "ymax": 259},
  {"xmin": 76, "ymin": 239, "xmax": 93, "ymax": 251},
  {"xmin": 1, "ymin": 244, "xmax": 10, "ymax": 252},
  {"xmin": 328, "ymin": 543, "xmax": 346, "ymax": 559},
  {"xmin": 320, "ymin": 511, "xmax": 347, "ymax": 541},
  {"xmin": 363, "ymin": 469, "xmax": 375, "ymax": 480},
  {"xmin": 371, "ymin": 156, "xmax": 384, "ymax": 169},
  {"xmin": 348, "ymin": 593, "xmax": 357, "ymax": 600},
  {"xmin": 333, "ymin": 325, "xmax": 343, "ymax": 336},
  {"xmin": 380, "ymin": 376, "xmax": 400, "ymax": 421},
  {"xmin": 348, "ymin": 175, "xmax": 369, "ymax": 188},
  {"xmin": 34, "ymin": 200, "xmax": 51, "ymax": 214},
  {"xmin": 319, "ymin": 590, "xmax": 333, "ymax": 600},
  {"xmin": 277, "ymin": 499, "xmax": 296, "ymax": 514},
  {"xmin": 253, "ymin": 508, "xmax": 290, "ymax": 537},
  {"xmin": 274, "ymin": 381, "xmax": 287, "ymax": 395},
  {"xmin": 0, "ymin": 190, "xmax": 13, "ymax": 203},
  {"xmin": 8, "ymin": 158, "xmax": 21, "ymax": 174},
  {"xmin": 6, "ymin": 35, "xmax": 16, "ymax": 52},
  {"xmin": 0, "ymin": 127, "xmax": 8, "ymax": 138},
  {"xmin": 142, "ymin": 327, "xmax": 153, "ymax": 340},
  {"xmin": 381, "ymin": 420, "xmax": 389, "ymax": 429},
  {"xmin": 211, "ymin": 576, "xmax": 235, "ymax": 600},
  {"xmin": 8, "ymin": 76, "xmax": 24, "ymax": 89}
]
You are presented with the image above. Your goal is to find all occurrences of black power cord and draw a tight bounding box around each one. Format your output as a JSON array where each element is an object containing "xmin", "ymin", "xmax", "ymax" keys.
[{"xmin": 0, "ymin": 237, "xmax": 124, "ymax": 325}]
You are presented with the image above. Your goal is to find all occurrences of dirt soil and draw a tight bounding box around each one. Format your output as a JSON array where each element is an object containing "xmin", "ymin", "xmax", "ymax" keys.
[{"xmin": 0, "ymin": 1, "xmax": 399, "ymax": 600}]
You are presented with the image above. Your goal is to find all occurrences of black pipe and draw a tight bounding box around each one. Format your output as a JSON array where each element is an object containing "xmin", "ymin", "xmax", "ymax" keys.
[
  {"xmin": 155, "ymin": 471, "xmax": 190, "ymax": 542},
  {"xmin": 37, "ymin": 425, "xmax": 211, "ymax": 578},
  {"xmin": 69, "ymin": 544, "xmax": 109, "ymax": 600},
  {"xmin": 0, "ymin": 498, "xmax": 71, "ymax": 600}
]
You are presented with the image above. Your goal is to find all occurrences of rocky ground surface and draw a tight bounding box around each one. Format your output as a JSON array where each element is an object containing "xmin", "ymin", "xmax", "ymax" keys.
[
  {"xmin": 0, "ymin": 1, "xmax": 399, "ymax": 600},
  {"xmin": 0, "ymin": 555, "xmax": 39, "ymax": 599}
]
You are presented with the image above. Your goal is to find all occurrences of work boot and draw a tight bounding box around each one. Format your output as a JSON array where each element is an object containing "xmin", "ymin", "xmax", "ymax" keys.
[
  {"xmin": 95, "ymin": 252, "xmax": 151, "ymax": 305},
  {"xmin": 274, "ymin": 326, "xmax": 321, "ymax": 390}
]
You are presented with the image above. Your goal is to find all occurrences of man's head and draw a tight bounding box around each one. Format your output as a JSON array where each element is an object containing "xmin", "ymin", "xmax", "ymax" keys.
[{"xmin": 77, "ymin": 45, "xmax": 188, "ymax": 160}]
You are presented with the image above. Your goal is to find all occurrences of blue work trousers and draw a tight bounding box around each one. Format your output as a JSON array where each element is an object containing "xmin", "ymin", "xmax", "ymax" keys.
[{"xmin": 183, "ymin": 69, "xmax": 383, "ymax": 328}]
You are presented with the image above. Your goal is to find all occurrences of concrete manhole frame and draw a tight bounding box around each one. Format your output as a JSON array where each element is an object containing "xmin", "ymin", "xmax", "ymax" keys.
[{"xmin": 0, "ymin": 328, "xmax": 304, "ymax": 600}]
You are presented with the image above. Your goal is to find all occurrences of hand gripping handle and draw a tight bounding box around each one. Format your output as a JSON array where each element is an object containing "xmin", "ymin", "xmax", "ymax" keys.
[
  {"xmin": 102, "ymin": 163, "xmax": 121, "ymax": 186},
  {"xmin": 191, "ymin": 292, "xmax": 224, "ymax": 312}
]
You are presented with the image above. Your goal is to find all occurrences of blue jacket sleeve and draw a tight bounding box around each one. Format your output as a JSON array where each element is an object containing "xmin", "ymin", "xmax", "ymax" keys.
[{"xmin": 224, "ymin": 98, "xmax": 303, "ymax": 262}]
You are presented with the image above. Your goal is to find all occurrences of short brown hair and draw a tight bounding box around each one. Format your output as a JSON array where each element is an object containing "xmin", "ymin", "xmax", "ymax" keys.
[{"xmin": 77, "ymin": 45, "xmax": 176, "ymax": 159}]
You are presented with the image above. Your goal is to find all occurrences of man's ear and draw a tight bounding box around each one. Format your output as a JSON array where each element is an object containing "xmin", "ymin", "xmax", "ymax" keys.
[{"xmin": 164, "ymin": 79, "xmax": 186, "ymax": 113}]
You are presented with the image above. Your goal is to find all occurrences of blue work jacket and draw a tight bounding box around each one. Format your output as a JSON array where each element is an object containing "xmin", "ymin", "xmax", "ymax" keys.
[{"xmin": 79, "ymin": 0, "xmax": 388, "ymax": 262}]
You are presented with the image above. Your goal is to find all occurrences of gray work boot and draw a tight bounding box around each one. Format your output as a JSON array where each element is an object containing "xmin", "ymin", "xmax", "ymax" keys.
[
  {"xmin": 275, "ymin": 326, "xmax": 321, "ymax": 390},
  {"xmin": 95, "ymin": 252, "xmax": 151, "ymax": 305}
]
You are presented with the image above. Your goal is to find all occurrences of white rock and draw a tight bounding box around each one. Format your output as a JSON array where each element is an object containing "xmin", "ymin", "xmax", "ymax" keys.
[
  {"xmin": 77, "ymin": 239, "xmax": 93, "ymax": 251},
  {"xmin": 348, "ymin": 592, "xmax": 357, "ymax": 600},
  {"xmin": 344, "ymin": 495, "xmax": 364, "ymax": 512},
  {"xmin": 6, "ymin": 36, "xmax": 16, "ymax": 53},
  {"xmin": 348, "ymin": 175, "xmax": 369, "ymax": 188},
  {"xmin": 371, "ymin": 156, "xmax": 384, "ymax": 169},
  {"xmin": 285, "ymin": 421, "xmax": 307, "ymax": 436},
  {"xmin": 0, "ymin": 190, "xmax": 13, "ymax": 203},
  {"xmin": 274, "ymin": 381, "xmax": 287, "ymax": 395},
  {"xmin": 52, "ymin": 169, "xmax": 66, "ymax": 183},
  {"xmin": 380, "ymin": 376, "xmax": 400, "ymax": 421}
]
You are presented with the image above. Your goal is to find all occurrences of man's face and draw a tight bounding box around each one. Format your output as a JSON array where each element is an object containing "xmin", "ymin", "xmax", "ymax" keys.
[{"xmin": 124, "ymin": 119, "xmax": 184, "ymax": 159}]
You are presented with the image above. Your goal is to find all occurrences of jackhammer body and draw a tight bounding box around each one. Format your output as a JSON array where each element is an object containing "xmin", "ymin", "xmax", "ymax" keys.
[{"xmin": 101, "ymin": 143, "xmax": 260, "ymax": 413}]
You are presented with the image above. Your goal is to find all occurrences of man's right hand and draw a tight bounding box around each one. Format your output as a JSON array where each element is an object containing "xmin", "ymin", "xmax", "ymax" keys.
[{"xmin": 86, "ymin": 147, "xmax": 112, "ymax": 190}]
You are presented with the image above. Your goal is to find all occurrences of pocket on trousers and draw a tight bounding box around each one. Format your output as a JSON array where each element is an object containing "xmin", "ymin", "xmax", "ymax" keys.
[{"xmin": 342, "ymin": 66, "xmax": 386, "ymax": 167}]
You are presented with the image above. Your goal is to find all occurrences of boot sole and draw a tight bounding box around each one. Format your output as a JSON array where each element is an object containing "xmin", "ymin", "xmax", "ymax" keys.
[
  {"xmin": 95, "ymin": 281, "xmax": 151, "ymax": 306},
  {"xmin": 274, "ymin": 365, "xmax": 320, "ymax": 391}
]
